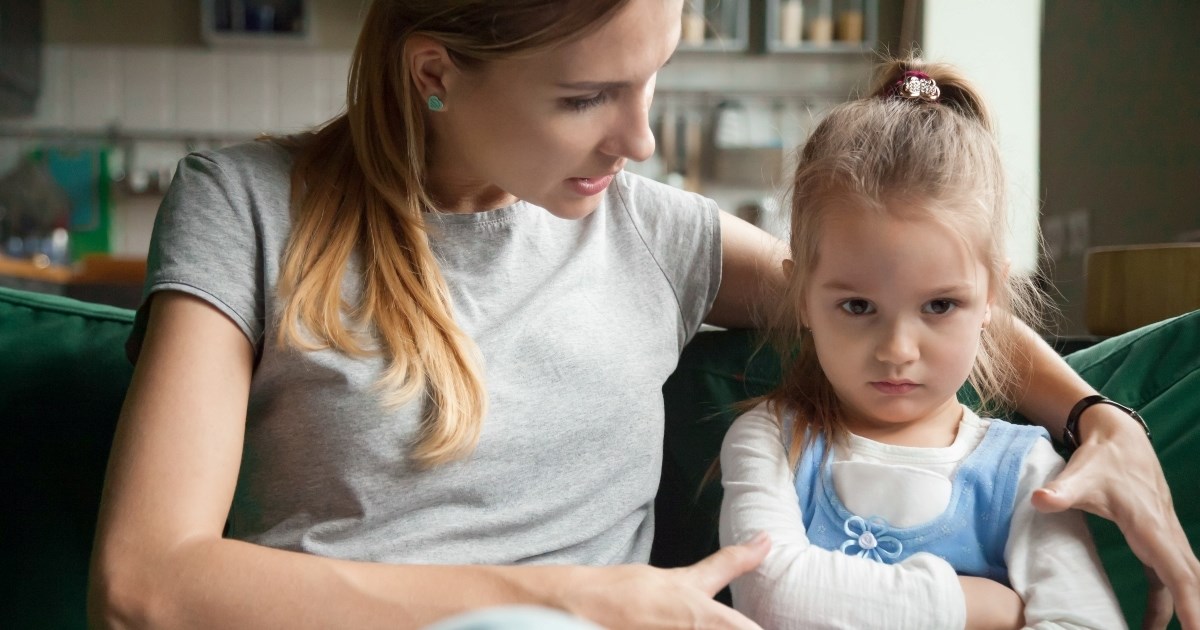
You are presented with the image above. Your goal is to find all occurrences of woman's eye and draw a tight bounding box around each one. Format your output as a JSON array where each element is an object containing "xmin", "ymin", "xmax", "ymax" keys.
[
  {"xmin": 840, "ymin": 300, "xmax": 874, "ymax": 315},
  {"xmin": 923, "ymin": 299, "xmax": 957, "ymax": 315},
  {"xmin": 564, "ymin": 92, "xmax": 607, "ymax": 111}
]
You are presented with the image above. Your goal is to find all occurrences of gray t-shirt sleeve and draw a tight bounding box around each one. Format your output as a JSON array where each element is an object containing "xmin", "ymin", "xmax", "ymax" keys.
[
  {"xmin": 127, "ymin": 148, "xmax": 278, "ymax": 361},
  {"xmin": 612, "ymin": 173, "xmax": 722, "ymax": 342}
]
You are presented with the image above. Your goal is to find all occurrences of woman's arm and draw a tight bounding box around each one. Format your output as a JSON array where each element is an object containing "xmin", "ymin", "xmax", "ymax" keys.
[
  {"xmin": 719, "ymin": 405, "xmax": 977, "ymax": 629},
  {"xmin": 1007, "ymin": 438, "xmax": 1126, "ymax": 629},
  {"xmin": 88, "ymin": 292, "xmax": 769, "ymax": 630},
  {"xmin": 1010, "ymin": 323, "xmax": 1200, "ymax": 629},
  {"xmin": 705, "ymin": 212, "xmax": 787, "ymax": 329}
]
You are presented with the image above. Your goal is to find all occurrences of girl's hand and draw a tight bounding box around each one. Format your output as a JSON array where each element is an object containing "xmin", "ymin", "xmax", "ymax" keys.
[
  {"xmin": 1031, "ymin": 404, "xmax": 1200, "ymax": 630},
  {"xmin": 960, "ymin": 576, "xmax": 1023, "ymax": 630},
  {"xmin": 558, "ymin": 533, "xmax": 771, "ymax": 629}
]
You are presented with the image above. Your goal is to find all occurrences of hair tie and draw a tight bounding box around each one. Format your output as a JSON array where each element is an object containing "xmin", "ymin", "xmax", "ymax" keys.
[{"xmin": 891, "ymin": 71, "xmax": 940, "ymax": 102}]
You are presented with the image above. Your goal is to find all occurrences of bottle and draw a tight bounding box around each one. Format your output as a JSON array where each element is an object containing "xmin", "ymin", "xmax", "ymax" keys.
[
  {"xmin": 836, "ymin": 0, "xmax": 864, "ymax": 43},
  {"xmin": 780, "ymin": 0, "xmax": 803, "ymax": 47},
  {"xmin": 807, "ymin": 0, "xmax": 833, "ymax": 46},
  {"xmin": 683, "ymin": 0, "xmax": 707, "ymax": 46}
]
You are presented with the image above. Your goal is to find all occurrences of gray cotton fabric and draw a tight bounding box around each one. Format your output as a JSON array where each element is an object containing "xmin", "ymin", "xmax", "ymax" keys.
[{"xmin": 129, "ymin": 140, "xmax": 722, "ymax": 566}]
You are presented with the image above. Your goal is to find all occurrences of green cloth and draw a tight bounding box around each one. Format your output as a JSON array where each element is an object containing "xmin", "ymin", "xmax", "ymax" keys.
[{"xmin": 1, "ymin": 287, "xmax": 133, "ymax": 629}]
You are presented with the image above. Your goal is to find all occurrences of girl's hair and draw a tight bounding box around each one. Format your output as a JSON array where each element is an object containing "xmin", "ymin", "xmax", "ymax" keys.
[
  {"xmin": 765, "ymin": 58, "xmax": 1046, "ymax": 466},
  {"xmin": 275, "ymin": 0, "xmax": 632, "ymax": 468}
]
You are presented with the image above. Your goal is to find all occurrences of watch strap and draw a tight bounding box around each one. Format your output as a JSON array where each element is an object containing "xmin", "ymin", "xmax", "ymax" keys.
[{"xmin": 1062, "ymin": 394, "xmax": 1152, "ymax": 454}]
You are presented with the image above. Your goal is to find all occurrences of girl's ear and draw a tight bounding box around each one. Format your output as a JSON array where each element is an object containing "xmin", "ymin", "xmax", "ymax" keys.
[{"xmin": 406, "ymin": 34, "xmax": 459, "ymax": 107}]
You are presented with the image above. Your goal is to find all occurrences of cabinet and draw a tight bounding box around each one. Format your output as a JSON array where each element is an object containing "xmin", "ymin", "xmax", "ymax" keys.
[
  {"xmin": 765, "ymin": 0, "xmax": 878, "ymax": 53},
  {"xmin": 201, "ymin": 0, "xmax": 312, "ymax": 47},
  {"xmin": 678, "ymin": 0, "xmax": 752, "ymax": 52},
  {"xmin": 674, "ymin": 0, "xmax": 879, "ymax": 55}
]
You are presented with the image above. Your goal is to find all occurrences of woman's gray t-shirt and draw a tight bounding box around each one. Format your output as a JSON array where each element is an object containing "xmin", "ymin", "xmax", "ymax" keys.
[{"xmin": 130, "ymin": 140, "xmax": 722, "ymax": 566}]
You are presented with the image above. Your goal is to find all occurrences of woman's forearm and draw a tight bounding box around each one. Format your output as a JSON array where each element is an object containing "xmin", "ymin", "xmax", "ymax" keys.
[
  {"xmin": 90, "ymin": 535, "xmax": 571, "ymax": 629},
  {"xmin": 1010, "ymin": 319, "xmax": 1095, "ymax": 436}
]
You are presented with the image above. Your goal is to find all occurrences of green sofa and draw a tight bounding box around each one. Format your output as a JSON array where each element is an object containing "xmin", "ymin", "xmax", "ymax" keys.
[{"xmin": 2, "ymin": 285, "xmax": 1197, "ymax": 629}]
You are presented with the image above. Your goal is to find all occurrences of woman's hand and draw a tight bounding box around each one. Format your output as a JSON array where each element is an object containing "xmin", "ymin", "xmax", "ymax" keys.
[
  {"xmin": 960, "ymin": 576, "xmax": 1023, "ymax": 630},
  {"xmin": 557, "ymin": 534, "xmax": 771, "ymax": 629},
  {"xmin": 1032, "ymin": 404, "xmax": 1200, "ymax": 630}
]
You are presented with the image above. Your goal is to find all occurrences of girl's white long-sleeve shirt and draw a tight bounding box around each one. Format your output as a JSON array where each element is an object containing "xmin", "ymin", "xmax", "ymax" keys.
[{"xmin": 718, "ymin": 402, "xmax": 1126, "ymax": 629}]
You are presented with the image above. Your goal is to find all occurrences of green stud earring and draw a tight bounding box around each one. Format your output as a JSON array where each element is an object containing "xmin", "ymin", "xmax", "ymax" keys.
[{"xmin": 427, "ymin": 95, "xmax": 445, "ymax": 111}]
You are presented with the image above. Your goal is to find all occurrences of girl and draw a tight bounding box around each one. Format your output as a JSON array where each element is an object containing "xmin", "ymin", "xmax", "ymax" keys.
[{"xmin": 719, "ymin": 60, "xmax": 1130, "ymax": 628}]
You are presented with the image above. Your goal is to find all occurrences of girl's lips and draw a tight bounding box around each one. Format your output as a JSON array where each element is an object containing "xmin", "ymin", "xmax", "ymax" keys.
[
  {"xmin": 567, "ymin": 174, "xmax": 614, "ymax": 197},
  {"xmin": 871, "ymin": 381, "xmax": 919, "ymax": 395}
]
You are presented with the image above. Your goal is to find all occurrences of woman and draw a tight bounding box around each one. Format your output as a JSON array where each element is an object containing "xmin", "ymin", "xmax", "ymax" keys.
[{"xmin": 88, "ymin": 1, "xmax": 1198, "ymax": 628}]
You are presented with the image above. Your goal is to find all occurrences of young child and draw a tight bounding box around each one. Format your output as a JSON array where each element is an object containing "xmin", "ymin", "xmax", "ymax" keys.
[{"xmin": 718, "ymin": 59, "xmax": 1127, "ymax": 628}]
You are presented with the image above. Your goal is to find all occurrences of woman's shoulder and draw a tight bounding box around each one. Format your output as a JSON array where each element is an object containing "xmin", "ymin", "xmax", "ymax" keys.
[
  {"xmin": 609, "ymin": 171, "xmax": 717, "ymax": 217},
  {"xmin": 180, "ymin": 138, "xmax": 295, "ymax": 183},
  {"xmin": 163, "ymin": 138, "xmax": 296, "ymax": 230}
]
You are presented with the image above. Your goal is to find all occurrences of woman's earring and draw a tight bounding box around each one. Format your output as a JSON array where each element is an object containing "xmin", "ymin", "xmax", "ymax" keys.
[{"xmin": 427, "ymin": 95, "xmax": 445, "ymax": 111}]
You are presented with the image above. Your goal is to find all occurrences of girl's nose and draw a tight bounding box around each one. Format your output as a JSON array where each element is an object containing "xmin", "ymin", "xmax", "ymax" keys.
[{"xmin": 875, "ymin": 319, "xmax": 920, "ymax": 366}]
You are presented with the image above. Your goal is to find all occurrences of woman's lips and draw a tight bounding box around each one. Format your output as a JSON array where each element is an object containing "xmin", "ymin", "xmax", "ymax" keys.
[
  {"xmin": 871, "ymin": 381, "xmax": 919, "ymax": 395},
  {"xmin": 567, "ymin": 174, "xmax": 614, "ymax": 197}
]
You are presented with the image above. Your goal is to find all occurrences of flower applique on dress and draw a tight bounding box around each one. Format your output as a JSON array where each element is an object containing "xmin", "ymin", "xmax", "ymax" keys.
[{"xmin": 840, "ymin": 515, "xmax": 904, "ymax": 563}]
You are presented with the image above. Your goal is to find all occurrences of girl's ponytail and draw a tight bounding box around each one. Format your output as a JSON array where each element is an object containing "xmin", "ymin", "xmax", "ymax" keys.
[{"xmin": 869, "ymin": 58, "xmax": 994, "ymax": 134}]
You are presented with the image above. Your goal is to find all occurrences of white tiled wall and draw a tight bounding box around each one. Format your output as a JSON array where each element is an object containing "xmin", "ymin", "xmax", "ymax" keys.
[
  {"xmin": 0, "ymin": 44, "xmax": 353, "ymax": 258},
  {"xmin": 12, "ymin": 44, "xmax": 351, "ymax": 135}
]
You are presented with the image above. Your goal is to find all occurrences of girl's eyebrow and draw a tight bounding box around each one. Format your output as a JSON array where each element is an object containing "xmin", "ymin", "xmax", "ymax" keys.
[{"xmin": 819, "ymin": 280, "xmax": 860, "ymax": 292}]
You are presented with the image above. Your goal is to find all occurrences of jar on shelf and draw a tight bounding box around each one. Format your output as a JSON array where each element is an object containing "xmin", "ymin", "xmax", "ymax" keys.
[
  {"xmin": 779, "ymin": 0, "xmax": 804, "ymax": 46},
  {"xmin": 806, "ymin": 0, "xmax": 834, "ymax": 46},
  {"xmin": 836, "ymin": 0, "xmax": 865, "ymax": 43},
  {"xmin": 682, "ymin": 0, "xmax": 707, "ymax": 46}
]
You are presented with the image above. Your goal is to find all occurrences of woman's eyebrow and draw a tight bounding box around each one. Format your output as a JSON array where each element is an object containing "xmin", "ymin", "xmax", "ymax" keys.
[
  {"xmin": 556, "ymin": 55, "xmax": 674, "ymax": 91},
  {"xmin": 555, "ymin": 80, "xmax": 629, "ymax": 90}
]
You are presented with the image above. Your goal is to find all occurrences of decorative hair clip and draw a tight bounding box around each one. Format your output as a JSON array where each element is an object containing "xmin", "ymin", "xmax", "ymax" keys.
[{"xmin": 892, "ymin": 71, "xmax": 941, "ymax": 102}]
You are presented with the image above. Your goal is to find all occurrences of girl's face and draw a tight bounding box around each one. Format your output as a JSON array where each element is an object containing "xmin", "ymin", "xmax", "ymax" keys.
[
  {"xmin": 800, "ymin": 204, "xmax": 995, "ymax": 446},
  {"xmin": 428, "ymin": 0, "xmax": 683, "ymax": 218}
]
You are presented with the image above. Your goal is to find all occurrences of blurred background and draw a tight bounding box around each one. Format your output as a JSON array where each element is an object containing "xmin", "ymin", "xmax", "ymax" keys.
[{"xmin": 0, "ymin": 0, "xmax": 1196, "ymax": 336}]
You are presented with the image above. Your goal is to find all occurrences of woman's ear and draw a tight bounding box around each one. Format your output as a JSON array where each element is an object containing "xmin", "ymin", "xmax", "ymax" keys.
[
  {"xmin": 406, "ymin": 34, "xmax": 458, "ymax": 107},
  {"xmin": 782, "ymin": 258, "xmax": 795, "ymax": 280}
]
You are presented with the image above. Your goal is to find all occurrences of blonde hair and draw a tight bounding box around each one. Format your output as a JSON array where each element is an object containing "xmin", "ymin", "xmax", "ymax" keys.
[
  {"xmin": 766, "ymin": 58, "xmax": 1046, "ymax": 465},
  {"xmin": 275, "ymin": 0, "xmax": 631, "ymax": 468}
]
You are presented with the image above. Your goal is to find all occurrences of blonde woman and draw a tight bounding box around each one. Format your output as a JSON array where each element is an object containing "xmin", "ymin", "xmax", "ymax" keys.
[{"xmin": 89, "ymin": 1, "xmax": 1197, "ymax": 628}]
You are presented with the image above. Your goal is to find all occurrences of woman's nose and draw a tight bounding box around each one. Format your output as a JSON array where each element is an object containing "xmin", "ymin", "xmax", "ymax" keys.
[{"xmin": 601, "ymin": 88, "xmax": 656, "ymax": 163}]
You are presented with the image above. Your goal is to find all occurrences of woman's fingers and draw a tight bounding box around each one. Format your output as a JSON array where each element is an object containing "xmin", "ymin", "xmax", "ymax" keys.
[
  {"xmin": 557, "ymin": 535, "xmax": 769, "ymax": 630},
  {"xmin": 676, "ymin": 532, "xmax": 772, "ymax": 596},
  {"xmin": 1031, "ymin": 408, "xmax": 1200, "ymax": 629},
  {"xmin": 1141, "ymin": 564, "xmax": 1174, "ymax": 630}
]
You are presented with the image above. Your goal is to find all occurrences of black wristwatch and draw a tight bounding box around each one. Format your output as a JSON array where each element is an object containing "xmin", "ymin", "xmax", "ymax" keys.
[{"xmin": 1062, "ymin": 394, "xmax": 1152, "ymax": 455}]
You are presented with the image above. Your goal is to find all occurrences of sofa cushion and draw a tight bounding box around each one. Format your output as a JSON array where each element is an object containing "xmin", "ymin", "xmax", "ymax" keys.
[
  {"xmin": 0, "ymin": 287, "xmax": 135, "ymax": 629},
  {"xmin": 1063, "ymin": 309, "xmax": 1200, "ymax": 626}
]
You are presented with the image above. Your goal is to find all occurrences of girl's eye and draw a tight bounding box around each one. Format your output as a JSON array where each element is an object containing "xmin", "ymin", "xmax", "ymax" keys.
[
  {"xmin": 923, "ymin": 299, "xmax": 957, "ymax": 315},
  {"xmin": 839, "ymin": 299, "xmax": 874, "ymax": 316},
  {"xmin": 563, "ymin": 92, "xmax": 607, "ymax": 111}
]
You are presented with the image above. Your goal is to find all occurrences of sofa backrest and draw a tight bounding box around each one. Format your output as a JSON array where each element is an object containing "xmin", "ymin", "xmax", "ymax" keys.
[
  {"xmin": 3, "ymin": 285, "xmax": 1197, "ymax": 629},
  {"xmin": 1, "ymin": 287, "xmax": 135, "ymax": 628}
]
